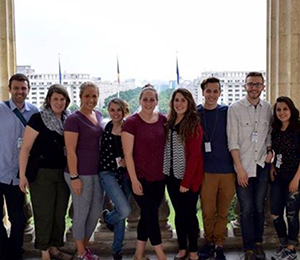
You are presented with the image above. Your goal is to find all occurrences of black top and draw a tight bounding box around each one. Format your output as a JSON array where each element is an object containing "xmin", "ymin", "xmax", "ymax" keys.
[
  {"xmin": 99, "ymin": 120, "xmax": 125, "ymax": 175},
  {"xmin": 28, "ymin": 113, "xmax": 66, "ymax": 169},
  {"xmin": 272, "ymin": 128, "xmax": 300, "ymax": 176}
]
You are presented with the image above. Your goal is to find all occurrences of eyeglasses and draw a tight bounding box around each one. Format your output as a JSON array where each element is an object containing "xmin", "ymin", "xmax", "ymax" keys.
[{"xmin": 246, "ymin": 82, "xmax": 264, "ymax": 88}]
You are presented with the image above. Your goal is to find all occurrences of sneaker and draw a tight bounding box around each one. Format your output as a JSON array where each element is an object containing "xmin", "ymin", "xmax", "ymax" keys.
[
  {"xmin": 113, "ymin": 251, "xmax": 123, "ymax": 260},
  {"xmin": 102, "ymin": 209, "xmax": 114, "ymax": 232},
  {"xmin": 73, "ymin": 251, "xmax": 94, "ymax": 260},
  {"xmin": 271, "ymin": 245, "xmax": 285, "ymax": 260},
  {"xmin": 85, "ymin": 248, "xmax": 100, "ymax": 260},
  {"xmin": 255, "ymin": 243, "xmax": 266, "ymax": 260},
  {"xmin": 199, "ymin": 243, "xmax": 214, "ymax": 260},
  {"xmin": 280, "ymin": 249, "xmax": 298, "ymax": 260},
  {"xmin": 244, "ymin": 250, "xmax": 256, "ymax": 260},
  {"xmin": 215, "ymin": 247, "xmax": 226, "ymax": 260}
]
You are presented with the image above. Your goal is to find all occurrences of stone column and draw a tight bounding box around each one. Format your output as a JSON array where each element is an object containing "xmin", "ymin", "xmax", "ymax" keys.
[
  {"xmin": 267, "ymin": 0, "xmax": 300, "ymax": 106},
  {"xmin": 0, "ymin": 0, "xmax": 16, "ymax": 101}
]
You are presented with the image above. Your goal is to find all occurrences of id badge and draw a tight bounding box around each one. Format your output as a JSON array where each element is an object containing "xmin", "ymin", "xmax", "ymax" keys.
[
  {"xmin": 17, "ymin": 137, "xmax": 23, "ymax": 148},
  {"xmin": 251, "ymin": 131, "xmax": 258, "ymax": 143},
  {"xmin": 276, "ymin": 154, "xmax": 282, "ymax": 168},
  {"xmin": 204, "ymin": 142, "xmax": 212, "ymax": 153}
]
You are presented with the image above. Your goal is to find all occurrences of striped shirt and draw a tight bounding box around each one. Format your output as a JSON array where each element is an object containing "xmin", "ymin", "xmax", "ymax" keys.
[{"xmin": 227, "ymin": 97, "xmax": 272, "ymax": 178}]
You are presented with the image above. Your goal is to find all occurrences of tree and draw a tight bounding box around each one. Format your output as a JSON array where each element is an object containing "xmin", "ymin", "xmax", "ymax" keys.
[
  {"xmin": 69, "ymin": 103, "xmax": 79, "ymax": 112},
  {"xmin": 158, "ymin": 88, "xmax": 174, "ymax": 115}
]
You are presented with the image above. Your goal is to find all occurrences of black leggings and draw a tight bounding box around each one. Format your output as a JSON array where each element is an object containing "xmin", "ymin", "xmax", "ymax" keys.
[
  {"xmin": 167, "ymin": 176, "xmax": 199, "ymax": 252},
  {"xmin": 133, "ymin": 178, "xmax": 165, "ymax": 246}
]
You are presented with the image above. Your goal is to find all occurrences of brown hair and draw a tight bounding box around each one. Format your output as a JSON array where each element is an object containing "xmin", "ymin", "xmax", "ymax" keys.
[
  {"xmin": 166, "ymin": 88, "xmax": 200, "ymax": 142},
  {"xmin": 108, "ymin": 97, "xmax": 130, "ymax": 118},
  {"xmin": 245, "ymin": 72, "xmax": 264, "ymax": 84},
  {"xmin": 139, "ymin": 84, "xmax": 158, "ymax": 100},
  {"xmin": 43, "ymin": 84, "xmax": 70, "ymax": 111},
  {"xmin": 8, "ymin": 73, "xmax": 30, "ymax": 90}
]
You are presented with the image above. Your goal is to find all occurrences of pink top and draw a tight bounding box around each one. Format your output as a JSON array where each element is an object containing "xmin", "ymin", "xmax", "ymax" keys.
[{"xmin": 122, "ymin": 113, "xmax": 166, "ymax": 182}]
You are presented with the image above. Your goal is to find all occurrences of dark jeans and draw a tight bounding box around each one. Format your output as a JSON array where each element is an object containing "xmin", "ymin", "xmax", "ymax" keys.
[
  {"xmin": 133, "ymin": 178, "xmax": 165, "ymax": 246},
  {"xmin": 0, "ymin": 182, "xmax": 25, "ymax": 260},
  {"xmin": 167, "ymin": 176, "xmax": 199, "ymax": 252},
  {"xmin": 30, "ymin": 169, "xmax": 70, "ymax": 250},
  {"xmin": 236, "ymin": 164, "xmax": 270, "ymax": 250},
  {"xmin": 270, "ymin": 173, "xmax": 300, "ymax": 246}
]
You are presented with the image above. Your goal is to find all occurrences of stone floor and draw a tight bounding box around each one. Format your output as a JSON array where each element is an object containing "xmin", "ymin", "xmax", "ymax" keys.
[{"xmin": 22, "ymin": 250, "xmax": 300, "ymax": 260}]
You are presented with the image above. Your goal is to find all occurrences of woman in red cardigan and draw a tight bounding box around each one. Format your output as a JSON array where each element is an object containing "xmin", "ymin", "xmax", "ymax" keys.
[{"xmin": 163, "ymin": 88, "xmax": 204, "ymax": 260}]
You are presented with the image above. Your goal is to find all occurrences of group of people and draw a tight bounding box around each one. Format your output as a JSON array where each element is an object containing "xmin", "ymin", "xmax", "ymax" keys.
[{"xmin": 0, "ymin": 71, "xmax": 300, "ymax": 260}]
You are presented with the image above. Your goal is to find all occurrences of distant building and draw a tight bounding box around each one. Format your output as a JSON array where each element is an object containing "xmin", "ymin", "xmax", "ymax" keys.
[
  {"xmin": 17, "ymin": 65, "xmax": 136, "ymax": 108},
  {"xmin": 195, "ymin": 70, "xmax": 266, "ymax": 105}
]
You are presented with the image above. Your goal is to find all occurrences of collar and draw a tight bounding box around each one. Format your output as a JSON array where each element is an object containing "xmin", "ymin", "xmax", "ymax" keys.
[
  {"xmin": 242, "ymin": 97, "xmax": 264, "ymax": 108},
  {"xmin": 9, "ymin": 99, "xmax": 31, "ymax": 112}
]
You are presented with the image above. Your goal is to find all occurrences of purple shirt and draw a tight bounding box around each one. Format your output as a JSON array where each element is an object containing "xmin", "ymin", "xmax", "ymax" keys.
[
  {"xmin": 64, "ymin": 110, "xmax": 103, "ymax": 175},
  {"xmin": 122, "ymin": 113, "xmax": 166, "ymax": 182}
]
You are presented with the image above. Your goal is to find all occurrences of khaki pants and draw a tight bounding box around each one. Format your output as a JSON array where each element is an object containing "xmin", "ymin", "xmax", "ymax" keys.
[{"xmin": 200, "ymin": 173, "xmax": 235, "ymax": 245}]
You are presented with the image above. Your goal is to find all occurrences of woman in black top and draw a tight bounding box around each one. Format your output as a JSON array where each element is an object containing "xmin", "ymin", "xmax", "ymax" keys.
[
  {"xmin": 19, "ymin": 85, "xmax": 72, "ymax": 260},
  {"xmin": 99, "ymin": 98, "xmax": 131, "ymax": 260},
  {"xmin": 270, "ymin": 96, "xmax": 300, "ymax": 260}
]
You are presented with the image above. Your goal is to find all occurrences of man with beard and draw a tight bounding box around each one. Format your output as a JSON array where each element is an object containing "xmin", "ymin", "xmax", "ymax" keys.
[
  {"xmin": 0, "ymin": 74, "xmax": 38, "ymax": 260},
  {"xmin": 227, "ymin": 72, "xmax": 272, "ymax": 260}
]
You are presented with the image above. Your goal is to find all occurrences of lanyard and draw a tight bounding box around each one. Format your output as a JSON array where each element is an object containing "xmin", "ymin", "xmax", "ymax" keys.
[{"xmin": 202, "ymin": 106, "xmax": 218, "ymax": 143}]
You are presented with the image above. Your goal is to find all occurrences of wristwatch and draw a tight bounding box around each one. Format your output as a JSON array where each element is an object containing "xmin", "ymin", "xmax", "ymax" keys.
[{"xmin": 70, "ymin": 174, "xmax": 79, "ymax": 180}]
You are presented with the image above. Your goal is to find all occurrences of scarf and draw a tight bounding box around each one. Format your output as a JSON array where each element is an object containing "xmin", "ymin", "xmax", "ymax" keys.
[{"xmin": 40, "ymin": 108, "xmax": 70, "ymax": 135}]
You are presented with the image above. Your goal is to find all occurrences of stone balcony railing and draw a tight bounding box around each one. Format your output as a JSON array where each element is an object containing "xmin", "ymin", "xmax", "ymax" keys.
[{"xmin": 4, "ymin": 194, "xmax": 280, "ymax": 255}]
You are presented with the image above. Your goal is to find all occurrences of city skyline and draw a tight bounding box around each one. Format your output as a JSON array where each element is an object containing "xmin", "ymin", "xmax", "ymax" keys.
[{"xmin": 15, "ymin": 0, "xmax": 266, "ymax": 82}]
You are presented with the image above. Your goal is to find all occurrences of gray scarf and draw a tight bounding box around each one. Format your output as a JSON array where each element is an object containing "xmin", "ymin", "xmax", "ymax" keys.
[{"xmin": 40, "ymin": 108, "xmax": 70, "ymax": 135}]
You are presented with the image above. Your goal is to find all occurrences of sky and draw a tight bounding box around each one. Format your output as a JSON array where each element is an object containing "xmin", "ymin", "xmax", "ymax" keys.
[{"xmin": 15, "ymin": 0, "xmax": 266, "ymax": 82}]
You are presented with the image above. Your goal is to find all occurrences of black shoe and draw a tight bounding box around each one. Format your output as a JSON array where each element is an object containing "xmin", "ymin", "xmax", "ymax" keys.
[
  {"xmin": 113, "ymin": 251, "xmax": 123, "ymax": 260},
  {"xmin": 215, "ymin": 247, "xmax": 226, "ymax": 260},
  {"xmin": 102, "ymin": 209, "xmax": 114, "ymax": 232},
  {"xmin": 255, "ymin": 243, "xmax": 266, "ymax": 260},
  {"xmin": 199, "ymin": 243, "xmax": 214, "ymax": 260}
]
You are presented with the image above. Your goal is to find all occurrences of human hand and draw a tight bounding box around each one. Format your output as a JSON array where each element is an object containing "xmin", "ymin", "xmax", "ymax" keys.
[
  {"xmin": 19, "ymin": 176, "xmax": 29, "ymax": 194},
  {"xmin": 132, "ymin": 179, "xmax": 143, "ymax": 196},
  {"xmin": 289, "ymin": 177, "xmax": 299, "ymax": 194},
  {"xmin": 71, "ymin": 178, "xmax": 82, "ymax": 196},
  {"xmin": 179, "ymin": 185, "xmax": 189, "ymax": 193},
  {"xmin": 236, "ymin": 165, "xmax": 249, "ymax": 188}
]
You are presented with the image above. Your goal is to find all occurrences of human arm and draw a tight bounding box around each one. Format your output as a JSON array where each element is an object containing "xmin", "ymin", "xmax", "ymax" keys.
[
  {"xmin": 121, "ymin": 131, "xmax": 143, "ymax": 195},
  {"xmin": 64, "ymin": 131, "xmax": 82, "ymax": 196},
  {"xmin": 19, "ymin": 126, "xmax": 39, "ymax": 194},
  {"xmin": 289, "ymin": 162, "xmax": 300, "ymax": 193},
  {"xmin": 231, "ymin": 149, "xmax": 248, "ymax": 187},
  {"xmin": 269, "ymin": 163, "xmax": 277, "ymax": 182},
  {"xmin": 180, "ymin": 126, "xmax": 203, "ymax": 192}
]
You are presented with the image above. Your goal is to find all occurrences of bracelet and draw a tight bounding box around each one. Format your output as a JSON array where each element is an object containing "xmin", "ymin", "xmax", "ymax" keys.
[{"xmin": 70, "ymin": 175, "xmax": 79, "ymax": 180}]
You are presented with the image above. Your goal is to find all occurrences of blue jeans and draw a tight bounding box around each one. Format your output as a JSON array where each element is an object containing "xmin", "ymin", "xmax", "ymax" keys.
[
  {"xmin": 99, "ymin": 171, "xmax": 131, "ymax": 254},
  {"xmin": 270, "ymin": 173, "xmax": 300, "ymax": 246},
  {"xmin": 236, "ymin": 164, "xmax": 270, "ymax": 250}
]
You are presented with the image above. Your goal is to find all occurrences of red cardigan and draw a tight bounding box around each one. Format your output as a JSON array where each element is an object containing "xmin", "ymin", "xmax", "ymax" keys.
[{"xmin": 180, "ymin": 125, "xmax": 204, "ymax": 192}]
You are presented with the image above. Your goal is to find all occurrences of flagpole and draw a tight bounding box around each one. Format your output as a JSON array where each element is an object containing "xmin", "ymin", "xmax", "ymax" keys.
[
  {"xmin": 117, "ymin": 55, "xmax": 120, "ymax": 98},
  {"xmin": 58, "ymin": 53, "xmax": 62, "ymax": 84},
  {"xmin": 176, "ymin": 52, "xmax": 180, "ymax": 87}
]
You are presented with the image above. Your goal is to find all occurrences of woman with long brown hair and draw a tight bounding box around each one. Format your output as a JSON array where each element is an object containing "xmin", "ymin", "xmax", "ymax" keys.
[{"xmin": 163, "ymin": 88, "xmax": 204, "ymax": 260}]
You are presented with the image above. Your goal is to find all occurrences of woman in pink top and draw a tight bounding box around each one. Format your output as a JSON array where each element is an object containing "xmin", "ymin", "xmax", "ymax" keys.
[{"xmin": 122, "ymin": 84, "xmax": 167, "ymax": 260}]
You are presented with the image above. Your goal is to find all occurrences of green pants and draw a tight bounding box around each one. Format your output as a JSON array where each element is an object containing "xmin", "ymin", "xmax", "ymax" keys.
[{"xmin": 30, "ymin": 168, "xmax": 70, "ymax": 250}]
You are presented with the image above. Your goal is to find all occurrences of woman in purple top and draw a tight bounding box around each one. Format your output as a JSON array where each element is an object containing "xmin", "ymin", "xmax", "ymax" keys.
[
  {"xmin": 122, "ymin": 84, "xmax": 167, "ymax": 260},
  {"xmin": 64, "ymin": 82, "xmax": 104, "ymax": 260}
]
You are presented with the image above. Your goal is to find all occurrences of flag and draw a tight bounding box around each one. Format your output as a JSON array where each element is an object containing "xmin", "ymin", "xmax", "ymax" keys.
[
  {"xmin": 117, "ymin": 56, "xmax": 120, "ymax": 84},
  {"xmin": 58, "ymin": 54, "xmax": 62, "ymax": 84},
  {"xmin": 176, "ymin": 54, "xmax": 180, "ymax": 85}
]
